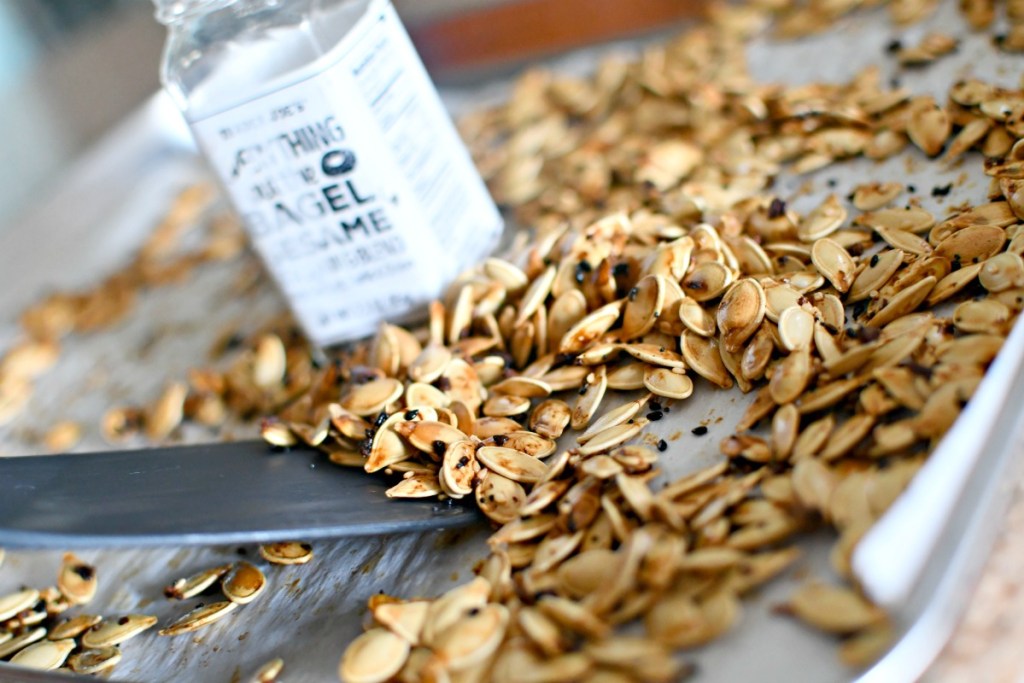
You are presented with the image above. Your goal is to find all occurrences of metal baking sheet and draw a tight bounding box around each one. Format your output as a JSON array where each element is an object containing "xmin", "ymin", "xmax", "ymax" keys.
[{"xmin": 1, "ymin": 4, "xmax": 1022, "ymax": 681}]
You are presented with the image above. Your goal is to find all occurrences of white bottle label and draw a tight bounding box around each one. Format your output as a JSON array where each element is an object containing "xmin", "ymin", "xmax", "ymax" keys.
[{"xmin": 189, "ymin": 0, "xmax": 503, "ymax": 347}]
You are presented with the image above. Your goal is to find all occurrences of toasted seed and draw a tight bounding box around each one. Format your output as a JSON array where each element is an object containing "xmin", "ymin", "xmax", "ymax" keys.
[
  {"xmin": 678, "ymin": 297, "xmax": 717, "ymax": 337},
  {"xmin": 643, "ymin": 366, "xmax": 694, "ymax": 400},
  {"xmin": 159, "ymin": 600, "xmax": 238, "ymax": 636},
  {"xmin": 477, "ymin": 446, "xmax": 548, "ymax": 484},
  {"xmin": 146, "ymin": 381, "xmax": 187, "ymax": 440},
  {"xmin": 164, "ymin": 563, "xmax": 233, "ymax": 600},
  {"xmin": 222, "ymin": 562, "xmax": 267, "ymax": 605},
  {"xmin": 953, "ymin": 299, "xmax": 1010, "ymax": 334},
  {"xmin": 777, "ymin": 306, "xmax": 815, "ymax": 352},
  {"xmin": 9, "ymin": 638, "xmax": 75, "ymax": 671},
  {"xmin": 340, "ymin": 378, "xmax": 403, "ymax": 416},
  {"xmin": 604, "ymin": 361, "xmax": 648, "ymax": 390},
  {"xmin": 848, "ymin": 248, "xmax": 904, "ymax": 302},
  {"xmin": 680, "ymin": 331, "xmax": 734, "ymax": 389},
  {"xmin": 433, "ymin": 603, "xmax": 509, "ymax": 671},
  {"xmin": 484, "ymin": 393, "xmax": 532, "ymax": 417},
  {"xmin": 810, "ymin": 239, "xmax": 856, "ymax": 292},
  {"xmin": 935, "ymin": 225, "xmax": 1006, "ymax": 264},
  {"xmin": 49, "ymin": 614, "xmax": 102, "ymax": 640},
  {"xmin": 499, "ymin": 431, "xmax": 557, "ymax": 458},
  {"xmin": 621, "ymin": 275, "xmax": 666, "ymax": 340},
  {"xmin": 786, "ymin": 582, "xmax": 886, "ymax": 634},
  {"xmin": 852, "ymin": 182, "xmax": 902, "ymax": 211},
  {"xmin": 530, "ymin": 399, "xmax": 572, "ymax": 439},
  {"xmin": 253, "ymin": 334, "xmax": 287, "ymax": 387},
  {"xmin": 0, "ymin": 588, "xmax": 40, "ymax": 622},
  {"xmin": 516, "ymin": 265, "xmax": 557, "ymax": 326},
  {"xmin": 799, "ymin": 194, "xmax": 846, "ymax": 241},
  {"xmin": 387, "ymin": 474, "xmax": 443, "ymax": 498},
  {"xmin": 763, "ymin": 282, "xmax": 803, "ymax": 322},
  {"xmin": 577, "ymin": 419, "xmax": 648, "ymax": 456},
  {"xmin": 620, "ymin": 343, "xmax": 685, "ymax": 369},
  {"xmin": 0, "ymin": 627, "xmax": 46, "ymax": 660},
  {"xmin": 81, "ymin": 614, "xmax": 157, "ymax": 648},
  {"xmin": 578, "ymin": 395, "xmax": 650, "ymax": 444},
  {"xmin": 875, "ymin": 226, "xmax": 932, "ymax": 255},
  {"xmin": 475, "ymin": 471, "xmax": 526, "ymax": 524},
  {"xmin": 926, "ymin": 262, "xmax": 984, "ymax": 305},
  {"xmin": 251, "ymin": 657, "xmax": 285, "ymax": 683},
  {"xmin": 980, "ymin": 252, "xmax": 1024, "ymax": 291},
  {"xmin": 407, "ymin": 344, "xmax": 452, "ymax": 384},
  {"xmin": 717, "ymin": 278, "xmax": 766, "ymax": 353},
  {"xmin": 907, "ymin": 103, "xmax": 951, "ymax": 157},
  {"xmin": 769, "ymin": 348, "xmax": 812, "ymax": 404},
  {"xmin": 67, "ymin": 647, "xmax": 122, "ymax": 675},
  {"xmin": 259, "ymin": 542, "xmax": 313, "ymax": 565},
  {"xmin": 572, "ymin": 366, "xmax": 608, "ymax": 430},
  {"xmin": 559, "ymin": 301, "xmax": 624, "ymax": 353},
  {"xmin": 441, "ymin": 440, "xmax": 479, "ymax": 498},
  {"xmin": 682, "ymin": 261, "xmax": 733, "ymax": 302}
]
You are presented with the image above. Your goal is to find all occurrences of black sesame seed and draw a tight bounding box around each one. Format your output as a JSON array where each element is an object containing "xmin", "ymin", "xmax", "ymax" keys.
[
  {"xmin": 692, "ymin": 425, "xmax": 709, "ymax": 436},
  {"xmin": 432, "ymin": 440, "xmax": 447, "ymax": 458},
  {"xmin": 869, "ymin": 254, "xmax": 880, "ymax": 267},
  {"xmin": 404, "ymin": 408, "xmax": 420, "ymax": 420},
  {"xmin": 656, "ymin": 439, "xmax": 668, "ymax": 452},
  {"xmin": 768, "ymin": 197, "xmax": 787, "ymax": 219},
  {"xmin": 647, "ymin": 411, "xmax": 664, "ymax": 421},
  {"xmin": 493, "ymin": 434, "xmax": 508, "ymax": 447}
]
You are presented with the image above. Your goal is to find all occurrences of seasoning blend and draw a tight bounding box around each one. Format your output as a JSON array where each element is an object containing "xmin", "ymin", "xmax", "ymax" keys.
[{"xmin": 154, "ymin": 0, "xmax": 503, "ymax": 347}]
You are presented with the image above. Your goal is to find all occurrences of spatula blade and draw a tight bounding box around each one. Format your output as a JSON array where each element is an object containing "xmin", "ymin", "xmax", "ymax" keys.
[{"xmin": 0, "ymin": 442, "xmax": 478, "ymax": 548}]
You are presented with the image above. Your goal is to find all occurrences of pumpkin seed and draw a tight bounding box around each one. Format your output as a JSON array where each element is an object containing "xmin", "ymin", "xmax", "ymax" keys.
[
  {"xmin": 164, "ymin": 563, "xmax": 232, "ymax": 600},
  {"xmin": 643, "ymin": 366, "xmax": 694, "ymax": 400},
  {"xmin": 81, "ymin": 614, "xmax": 157, "ymax": 648},
  {"xmin": 258, "ymin": 542, "xmax": 313, "ymax": 565},
  {"xmin": 0, "ymin": 627, "xmax": 46, "ymax": 660},
  {"xmin": 159, "ymin": 600, "xmax": 238, "ymax": 636},
  {"xmin": 9, "ymin": 638, "xmax": 75, "ymax": 671},
  {"xmin": 67, "ymin": 647, "xmax": 122, "ymax": 675},
  {"xmin": 222, "ymin": 562, "xmax": 267, "ymax": 605}
]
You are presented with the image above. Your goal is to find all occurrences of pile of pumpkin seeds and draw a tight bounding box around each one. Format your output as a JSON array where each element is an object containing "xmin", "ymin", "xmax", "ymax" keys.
[
  {"xmin": 0, "ymin": 553, "xmax": 157, "ymax": 675},
  {"xmin": 323, "ymin": 4, "xmax": 1024, "ymax": 682},
  {"xmin": 3, "ymin": 0, "xmax": 1024, "ymax": 680}
]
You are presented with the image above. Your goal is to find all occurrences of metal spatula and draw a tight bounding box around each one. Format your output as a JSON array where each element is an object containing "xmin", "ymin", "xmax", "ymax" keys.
[{"xmin": 0, "ymin": 442, "xmax": 478, "ymax": 548}]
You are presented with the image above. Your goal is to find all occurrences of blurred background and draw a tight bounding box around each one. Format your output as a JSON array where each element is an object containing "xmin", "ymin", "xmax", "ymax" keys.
[{"xmin": 0, "ymin": 0, "xmax": 505, "ymax": 227}]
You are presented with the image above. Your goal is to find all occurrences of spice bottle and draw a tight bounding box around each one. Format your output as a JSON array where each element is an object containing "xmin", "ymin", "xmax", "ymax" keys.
[{"xmin": 153, "ymin": 0, "xmax": 503, "ymax": 347}]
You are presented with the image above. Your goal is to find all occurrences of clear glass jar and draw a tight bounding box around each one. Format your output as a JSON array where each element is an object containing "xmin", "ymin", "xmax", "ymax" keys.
[{"xmin": 154, "ymin": 0, "xmax": 503, "ymax": 347}]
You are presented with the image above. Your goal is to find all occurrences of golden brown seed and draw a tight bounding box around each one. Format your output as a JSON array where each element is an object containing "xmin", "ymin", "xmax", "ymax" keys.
[
  {"xmin": 0, "ymin": 588, "xmax": 40, "ymax": 622},
  {"xmin": 777, "ymin": 307, "xmax": 815, "ymax": 352},
  {"xmin": 680, "ymin": 331, "xmax": 733, "ymax": 389},
  {"xmin": 81, "ymin": 615, "xmax": 157, "ymax": 648},
  {"xmin": 67, "ymin": 647, "xmax": 122, "ymax": 675},
  {"xmin": 620, "ymin": 275, "xmax": 666, "ymax": 340},
  {"xmin": 477, "ymin": 446, "xmax": 548, "ymax": 484},
  {"xmin": 785, "ymin": 582, "xmax": 886, "ymax": 634},
  {"xmin": 48, "ymin": 614, "xmax": 102, "ymax": 640},
  {"xmin": 340, "ymin": 378, "xmax": 403, "ymax": 416},
  {"xmin": 164, "ymin": 563, "xmax": 233, "ymax": 600},
  {"xmin": 643, "ymin": 366, "xmax": 694, "ymax": 400},
  {"xmin": 0, "ymin": 627, "xmax": 45, "ymax": 659},
  {"xmin": 222, "ymin": 562, "xmax": 267, "ymax": 605},
  {"xmin": 717, "ymin": 278, "xmax": 766, "ymax": 353},
  {"xmin": 159, "ymin": 601, "xmax": 238, "ymax": 636},
  {"xmin": 810, "ymin": 238, "xmax": 856, "ymax": 292},
  {"xmin": 259, "ymin": 542, "xmax": 313, "ymax": 565},
  {"xmin": 252, "ymin": 657, "xmax": 285, "ymax": 683},
  {"xmin": 9, "ymin": 638, "xmax": 75, "ymax": 671},
  {"xmin": 529, "ymin": 399, "xmax": 572, "ymax": 439}
]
